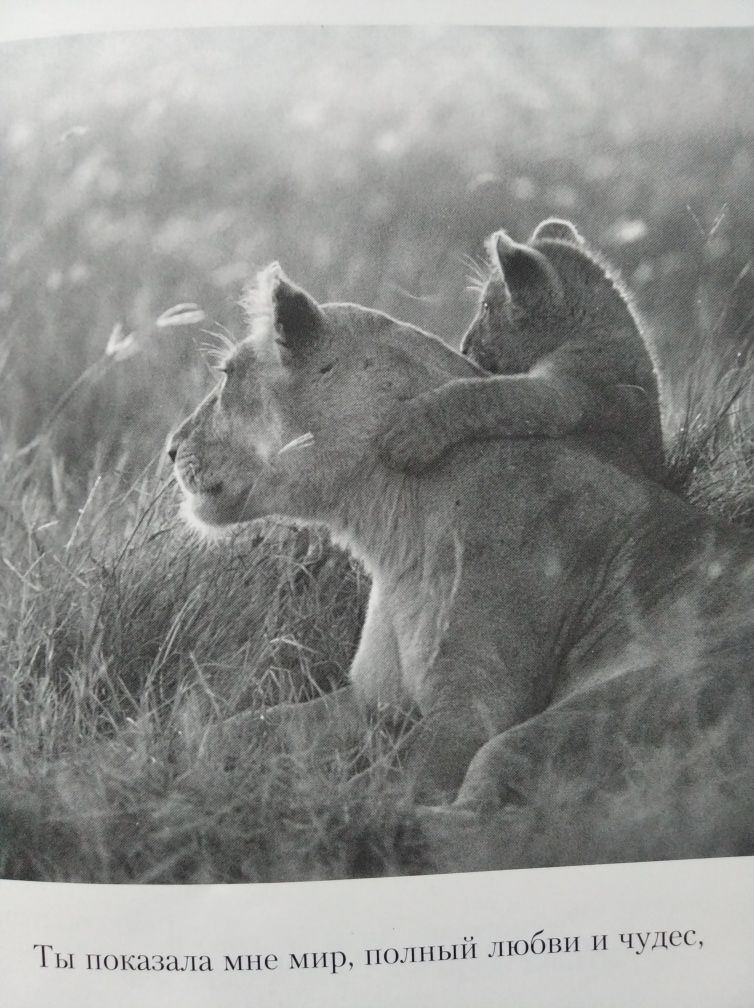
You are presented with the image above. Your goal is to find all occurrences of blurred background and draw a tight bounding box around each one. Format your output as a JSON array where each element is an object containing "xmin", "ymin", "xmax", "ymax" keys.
[{"xmin": 0, "ymin": 26, "xmax": 752, "ymax": 485}]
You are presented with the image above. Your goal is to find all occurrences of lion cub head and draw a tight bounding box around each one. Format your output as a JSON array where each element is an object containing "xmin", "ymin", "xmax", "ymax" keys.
[
  {"xmin": 169, "ymin": 265, "xmax": 477, "ymax": 533},
  {"xmin": 461, "ymin": 217, "xmax": 638, "ymax": 374}
]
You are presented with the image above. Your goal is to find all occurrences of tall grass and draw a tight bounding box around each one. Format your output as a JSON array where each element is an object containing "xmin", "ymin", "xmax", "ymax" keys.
[
  {"xmin": 0, "ymin": 27, "xmax": 752, "ymax": 881},
  {"xmin": 1, "ymin": 352, "xmax": 751, "ymax": 882}
]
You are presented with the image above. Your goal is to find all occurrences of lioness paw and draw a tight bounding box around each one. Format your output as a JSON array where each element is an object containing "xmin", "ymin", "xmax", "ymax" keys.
[{"xmin": 377, "ymin": 397, "xmax": 448, "ymax": 473}]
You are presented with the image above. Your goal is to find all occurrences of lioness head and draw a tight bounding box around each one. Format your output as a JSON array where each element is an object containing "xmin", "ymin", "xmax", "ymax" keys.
[{"xmin": 169, "ymin": 264, "xmax": 477, "ymax": 532}]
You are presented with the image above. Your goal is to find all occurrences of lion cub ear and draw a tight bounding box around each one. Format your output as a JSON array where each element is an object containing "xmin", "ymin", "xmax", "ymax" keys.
[
  {"xmin": 530, "ymin": 218, "xmax": 583, "ymax": 245},
  {"xmin": 488, "ymin": 230, "xmax": 563, "ymax": 307},
  {"xmin": 270, "ymin": 267, "xmax": 324, "ymax": 354}
]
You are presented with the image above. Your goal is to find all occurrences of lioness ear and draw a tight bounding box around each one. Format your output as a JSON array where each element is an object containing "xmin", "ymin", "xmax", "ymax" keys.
[
  {"xmin": 270, "ymin": 267, "xmax": 324, "ymax": 353},
  {"xmin": 531, "ymin": 218, "xmax": 583, "ymax": 244},
  {"xmin": 487, "ymin": 230, "xmax": 563, "ymax": 307}
]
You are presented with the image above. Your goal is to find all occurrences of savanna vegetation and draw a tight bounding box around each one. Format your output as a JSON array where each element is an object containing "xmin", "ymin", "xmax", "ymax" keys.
[{"xmin": 0, "ymin": 27, "xmax": 752, "ymax": 882}]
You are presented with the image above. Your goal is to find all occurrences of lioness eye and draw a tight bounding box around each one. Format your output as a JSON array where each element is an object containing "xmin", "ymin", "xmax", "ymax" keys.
[{"xmin": 481, "ymin": 301, "xmax": 490, "ymax": 315}]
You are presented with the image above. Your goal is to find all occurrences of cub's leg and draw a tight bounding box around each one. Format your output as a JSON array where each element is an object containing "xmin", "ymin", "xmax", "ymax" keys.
[{"xmin": 377, "ymin": 371, "xmax": 596, "ymax": 474}]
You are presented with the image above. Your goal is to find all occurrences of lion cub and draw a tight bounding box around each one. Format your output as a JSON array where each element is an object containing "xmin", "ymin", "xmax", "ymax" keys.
[{"xmin": 379, "ymin": 218, "xmax": 664, "ymax": 480}]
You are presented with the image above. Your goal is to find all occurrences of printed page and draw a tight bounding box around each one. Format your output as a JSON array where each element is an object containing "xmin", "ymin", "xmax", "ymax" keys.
[{"xmin": 0, "ymin": 2, "xmax": 752, "ymax": 1005}]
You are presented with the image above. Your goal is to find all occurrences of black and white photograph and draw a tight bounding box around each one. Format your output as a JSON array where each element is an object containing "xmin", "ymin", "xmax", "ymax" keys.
[{"xmin": 1, "ymin": 10, "xmax": 752, "ymax": 897}]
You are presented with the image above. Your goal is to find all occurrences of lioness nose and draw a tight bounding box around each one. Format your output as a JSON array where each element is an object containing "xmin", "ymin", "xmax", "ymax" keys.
[{"xmin": 167, "ymin": 435, "xmax": 178, "ymax": 464}]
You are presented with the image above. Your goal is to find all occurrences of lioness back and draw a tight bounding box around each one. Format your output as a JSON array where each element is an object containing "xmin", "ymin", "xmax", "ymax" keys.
[{"xmin": 378, "ymin": 218, "xmax": 664, "ymax": 481}]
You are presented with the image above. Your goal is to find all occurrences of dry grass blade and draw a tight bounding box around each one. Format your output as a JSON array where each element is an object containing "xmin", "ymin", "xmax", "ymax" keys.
[{"xmin": 156, "ymin": 304, "xmax": 207, "ymax": 328}]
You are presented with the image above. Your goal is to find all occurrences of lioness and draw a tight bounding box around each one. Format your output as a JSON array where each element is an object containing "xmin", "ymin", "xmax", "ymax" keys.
[
  {"xmin": 379, "ymin": 218, "xmax": 665, "ymax": 481},
  {"xmin": 169, "ymin": 266, "xmax": 752, "ymax": 851}
]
